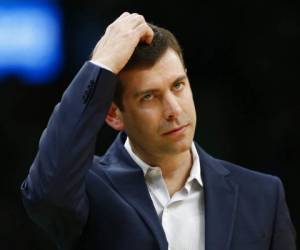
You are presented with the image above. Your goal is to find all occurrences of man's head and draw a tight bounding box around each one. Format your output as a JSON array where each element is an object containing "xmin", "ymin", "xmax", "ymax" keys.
[
  {"xmin": 113, "ymin": 23, "xmax": 185, "ymax": 110},
  {"xmin": 105, "ymin": 23, "xmax": 196, "ymax": 160}
]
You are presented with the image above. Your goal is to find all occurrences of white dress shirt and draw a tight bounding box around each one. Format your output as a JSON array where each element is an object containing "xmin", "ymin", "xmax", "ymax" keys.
[
  {"xmin": 125, "ymin": 138, "xmax": 205, "ymax": 250},
  {"xmin": 90, "ymin": 60, "xmax": 113, "ymax": 72}
]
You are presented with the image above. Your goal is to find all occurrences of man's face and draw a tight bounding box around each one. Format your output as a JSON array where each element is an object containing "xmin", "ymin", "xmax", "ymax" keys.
[{"xmin": 118, "ymin": 48, "xmax": 197, "ymax": 158}]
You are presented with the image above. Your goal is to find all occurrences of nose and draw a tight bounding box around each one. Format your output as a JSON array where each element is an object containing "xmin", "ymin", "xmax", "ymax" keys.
[{"xmin": 163, "ymin": 92, "xmax": 182, "ymax": 120}]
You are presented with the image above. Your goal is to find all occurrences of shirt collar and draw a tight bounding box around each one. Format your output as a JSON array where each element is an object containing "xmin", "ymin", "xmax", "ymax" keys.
[{"xmin": 124, "ymin": 137, "xmax": 203, "ymax": 187}]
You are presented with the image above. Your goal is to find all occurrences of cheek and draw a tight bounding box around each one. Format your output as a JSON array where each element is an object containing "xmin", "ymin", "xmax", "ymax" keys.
[
  {"xmin": 136, "ymin": 105, "xmax": 161, "ymax": 119},
  {"xmin": 185, "ymin": 90, "xmax": 196, "ymax": 108},
  {"xmin": 137, "ymin": 111, "xmax": 161, "ymax": 132},
  {"xmin": 124, "ymin": 110, "xmax": 160, "ymax": 132}
]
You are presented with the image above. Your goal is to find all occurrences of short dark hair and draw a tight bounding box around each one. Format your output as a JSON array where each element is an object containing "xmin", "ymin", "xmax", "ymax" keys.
[{"xmin": 114, "ymin": 23, "xmax": 185, "ymax": 110}]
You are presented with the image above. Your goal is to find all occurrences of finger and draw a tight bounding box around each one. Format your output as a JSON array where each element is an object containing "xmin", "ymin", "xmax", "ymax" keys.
[
  {"xmin": 118, "ymin": 12, "xmax": 130, "ymax": 20},
  {"xmin": 136, "ymin": 23, "xmax": 154, "ymax": 44},
  {"xmin": 120, "ymin": 13, "xmax": 145, "ymax": 28},
  {"xmin": 131, "ymin": 14, "xmax": 146, "ymax": 29},
  {"xmin": 115, "ymin": 12, "xmax": 134, "ymax": 24},
  {"xmin": 110, "ymin": 12, "xmax": 130, "ymax": 27}
]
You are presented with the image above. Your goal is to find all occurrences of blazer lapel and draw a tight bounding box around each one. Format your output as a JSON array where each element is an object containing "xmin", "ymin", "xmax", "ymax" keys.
[
  {"xmin": 197, "ymin": 145, "xmax": 239, "ymax": 250},
  {"xmin": 101, "ymin": 133, "xmax": 168, "ymax": 250},
  {"xmin": 100, "ymin": 134, "xmax": 238, "ymax": 250}
]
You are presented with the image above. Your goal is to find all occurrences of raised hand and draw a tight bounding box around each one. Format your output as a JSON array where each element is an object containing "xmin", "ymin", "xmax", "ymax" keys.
[{"xmin": 91, "ymin": 12, "xmax": 154, "ymax": 74}]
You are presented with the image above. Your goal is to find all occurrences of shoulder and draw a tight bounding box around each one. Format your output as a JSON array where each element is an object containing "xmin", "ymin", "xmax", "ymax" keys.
[
  {"xmin": 196, "ymin": 144, "xmax": 283, "ymax": 197},
  {"xmin": 216, "ymin": 158, "xmax": 284, "ymax": 201},
  {"xmin": 220, "ymin": 158, "xmax": 281, "ymax": 185}
]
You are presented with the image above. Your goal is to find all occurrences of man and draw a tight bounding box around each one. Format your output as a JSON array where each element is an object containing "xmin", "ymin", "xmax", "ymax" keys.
[{"xmin": 21, "ymin": 12, "xmax": 296, "ymax": 250}]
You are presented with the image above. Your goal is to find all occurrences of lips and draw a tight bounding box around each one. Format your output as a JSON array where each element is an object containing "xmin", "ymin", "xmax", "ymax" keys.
[{"xmin": 162, "ymin": 124, "xmax": 189, "ymax": 136}]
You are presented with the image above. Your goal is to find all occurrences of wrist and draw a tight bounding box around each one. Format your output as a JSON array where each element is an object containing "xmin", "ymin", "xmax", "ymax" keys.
[{"xmin": 90, "ymin": 60, "xmax": 114, "ymax": 73}]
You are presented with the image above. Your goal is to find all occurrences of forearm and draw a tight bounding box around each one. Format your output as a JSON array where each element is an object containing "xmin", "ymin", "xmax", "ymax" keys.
[
  {"xmin": 21, "ymin": 12, "xmax": 153, "ymax": 248},
  {"xmin": 21, "ymin": 61, "xmax": 118, "ymax": 214}
]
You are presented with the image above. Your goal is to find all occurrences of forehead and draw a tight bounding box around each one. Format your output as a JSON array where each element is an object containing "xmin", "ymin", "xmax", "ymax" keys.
[{"xmin": 119, "ymin": 49, "xmax": 186, "ymax": 95}]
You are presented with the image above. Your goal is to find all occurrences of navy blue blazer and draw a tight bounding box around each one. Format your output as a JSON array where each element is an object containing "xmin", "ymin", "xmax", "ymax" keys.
[{"xmin": 21, "ymin": 62, "xmax": 296, "ymax": 250}]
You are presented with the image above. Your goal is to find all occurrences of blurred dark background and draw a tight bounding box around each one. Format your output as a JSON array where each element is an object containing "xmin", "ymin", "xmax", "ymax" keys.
[{"xmin": 0, "ymin": 0, "xmax": 299, "ymax": 249}]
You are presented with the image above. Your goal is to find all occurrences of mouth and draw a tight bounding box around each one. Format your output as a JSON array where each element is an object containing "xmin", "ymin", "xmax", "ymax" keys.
[{"xmin": 162, "ymin": 124, "xmax": 189, "ymax": 136}]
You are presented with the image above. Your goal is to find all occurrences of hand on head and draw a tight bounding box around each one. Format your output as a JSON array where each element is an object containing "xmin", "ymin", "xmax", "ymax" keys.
[{"xmin": 91, "ymin": 12, "xmax": 154, "ymax": 74}]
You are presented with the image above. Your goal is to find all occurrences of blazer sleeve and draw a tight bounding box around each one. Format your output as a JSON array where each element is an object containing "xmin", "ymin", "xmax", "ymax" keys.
[
  {"xmin": 271, "ymin": 177, "xmax": 297, "ymax": 250},
  {"xmin": 20, "ymin": 62, "xmax": 119, "ymax": 249}
]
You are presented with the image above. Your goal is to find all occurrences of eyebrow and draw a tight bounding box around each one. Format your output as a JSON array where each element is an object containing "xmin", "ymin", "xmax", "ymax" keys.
[{"xmin": 133, "ymin": 74, "xmax": 188, "ymax": 98}]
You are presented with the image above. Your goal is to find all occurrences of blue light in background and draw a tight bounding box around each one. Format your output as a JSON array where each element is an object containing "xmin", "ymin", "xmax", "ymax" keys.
[{"xmin": 0, "ymin": 2, "xmax": 63, "ymax": 84}]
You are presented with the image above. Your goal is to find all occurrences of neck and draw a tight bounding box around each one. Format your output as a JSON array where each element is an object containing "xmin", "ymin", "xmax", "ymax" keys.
[{"xmin": 129, "ymin": 141, "xmax": 193, "ymax": 196}]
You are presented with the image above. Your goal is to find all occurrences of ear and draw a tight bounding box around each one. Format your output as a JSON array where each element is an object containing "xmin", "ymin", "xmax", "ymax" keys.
[{"xmin": 105, "ymin": 103, "xmax": 124, "ymax": 131}]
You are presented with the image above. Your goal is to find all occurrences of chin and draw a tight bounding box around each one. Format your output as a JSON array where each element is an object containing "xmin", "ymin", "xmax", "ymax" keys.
[{"xmin": 165, "ymin": 139, "xmax": 192, "ymax": 155}]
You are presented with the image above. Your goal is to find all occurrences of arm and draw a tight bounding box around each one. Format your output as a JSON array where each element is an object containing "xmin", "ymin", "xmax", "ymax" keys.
[
  {"xmin": 270, "ymin": 177, "xmax": 297, "ymax": 250},
  {"xmin": 21, "ymin": 63, "xmax": 118, "ymax": 249},
  {"xmin": 21, "ymin": 12, "xmax": 153, "ymax": 249}
]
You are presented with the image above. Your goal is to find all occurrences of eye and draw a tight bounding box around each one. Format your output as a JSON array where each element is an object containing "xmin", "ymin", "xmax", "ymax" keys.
[
  {"xmin": 173, "ymin": 82, "xmax": 184, "ymax": 91},
  {"xmin": 142, "ymin": 93, "xmax": 154, "ymax": 101}
]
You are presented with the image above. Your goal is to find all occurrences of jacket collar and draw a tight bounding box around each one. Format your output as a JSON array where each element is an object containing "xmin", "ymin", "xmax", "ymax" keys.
[
  {"xmin": 100, "ymin": 132, "xmax": 238, "ymax": 250},
  {"xmin": 100, "ymin": 132, "xmax": 168, "ymax": 250},
  {"xmin": 195, "ymin": 144, "xmax": 239, "ymax": 250}
]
